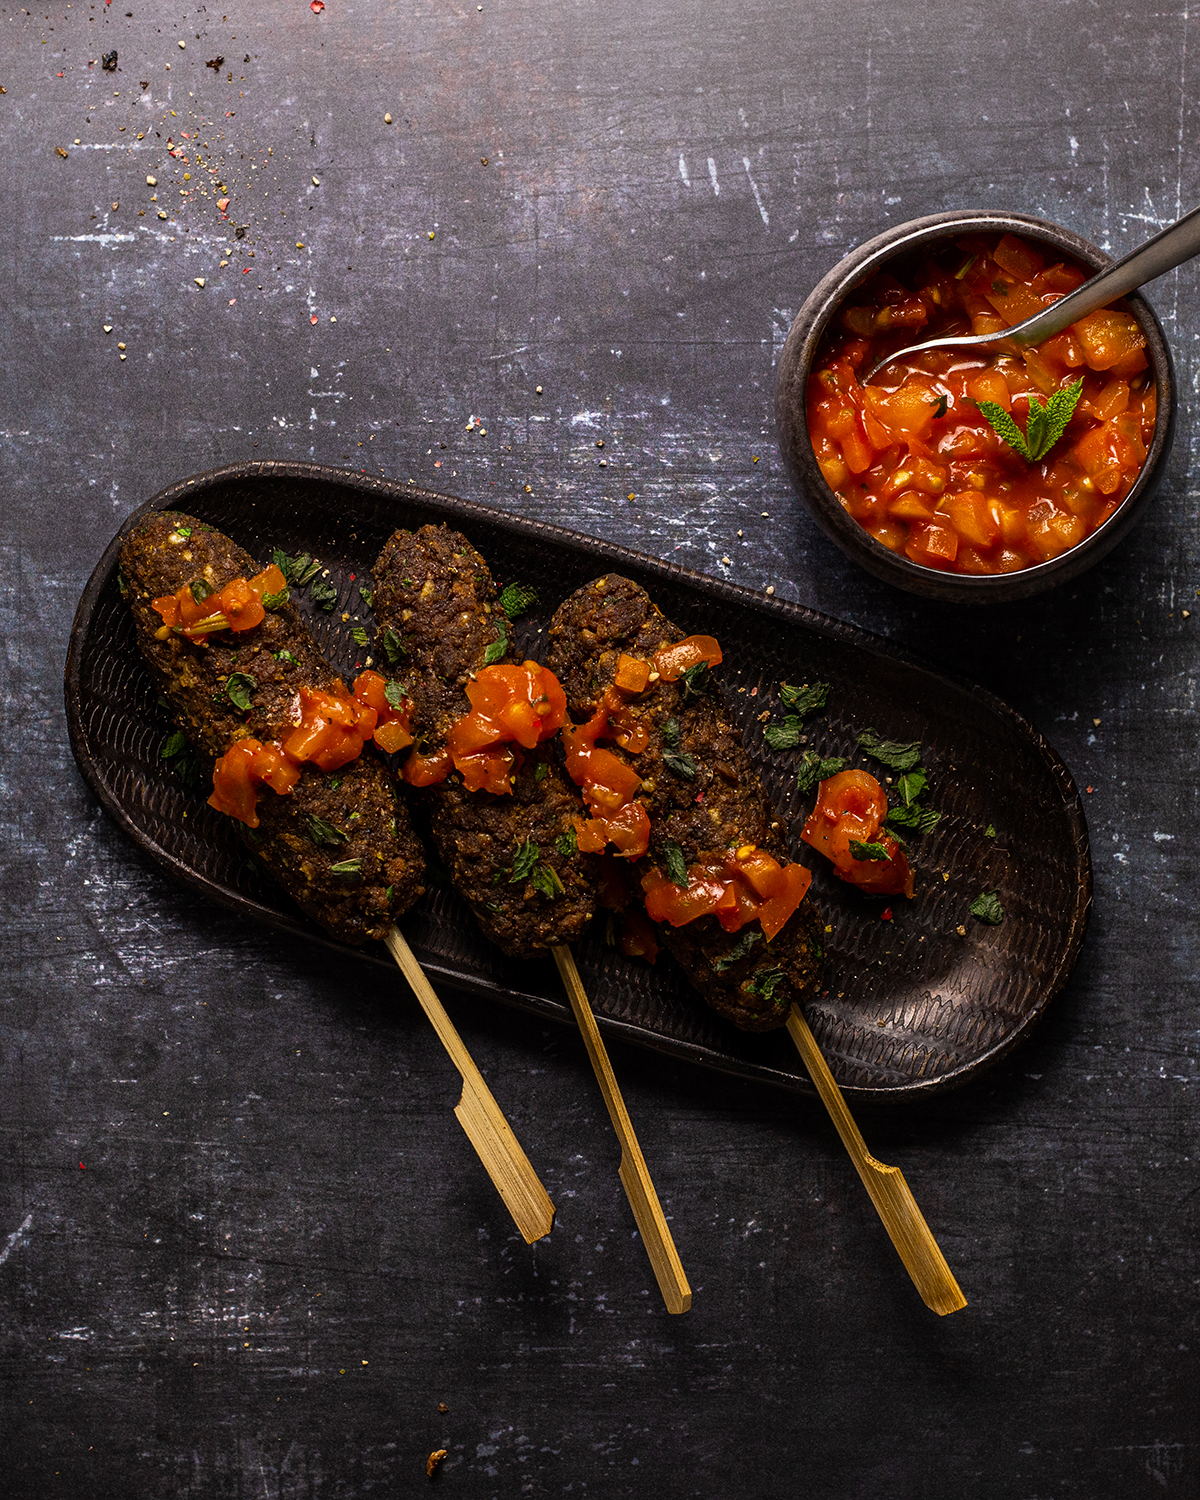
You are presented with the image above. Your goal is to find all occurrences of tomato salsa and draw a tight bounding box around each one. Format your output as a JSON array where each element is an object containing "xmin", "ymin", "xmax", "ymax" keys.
[
  {"xmin": 209, "ymin": 670, "xmax": 413, "ymax": 827},
  {"xmin": 807, "ymin": 232, "xmax": 1156, "ymax": 574},
  {"xmin": 800, "ymin": 769, "xmax": 913, "ymax": 898}
]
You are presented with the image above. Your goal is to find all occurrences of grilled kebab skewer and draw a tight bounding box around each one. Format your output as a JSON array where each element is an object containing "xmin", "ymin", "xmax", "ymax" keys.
[
  {"xmin": 372, "ymin": 525, "xmax": 691, "ymax": 1311},
  {"xmin": 546, "ymin": 575, "xmax": 965, "ymax": 1315},
  {"xmin": 120, "ymin": 511, "xmax": 554, "ymax": 1245}
]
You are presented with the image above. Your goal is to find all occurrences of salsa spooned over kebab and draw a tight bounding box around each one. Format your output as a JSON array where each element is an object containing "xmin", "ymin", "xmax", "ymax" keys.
[
  {"xmin": 120, "ymin": 510, "xmax": 425, "ymax": 942},
  {"xmin": 371, "ymin": 524, "xmax": 598, "ymax": 954},
  {"xmin": 546, "ymin": 575, "xmax": 824, "ymax": 1032}
]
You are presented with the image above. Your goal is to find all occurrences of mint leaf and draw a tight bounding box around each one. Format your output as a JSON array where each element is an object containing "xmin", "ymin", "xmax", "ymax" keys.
[
  {"xmin": 483, "ymin": 621, "xmax": 507, "ymax": 667},
  {"xmin": 764, "ymin": 719, "xmax": 802, "ymax": 751},
  {"xmin": 261, "ymin": 587, "xmax": 289, "ymax": 610},
  {"xmin": 662, "ymin": 840, "xmax": 688, "ymax": 887},
  {"xmin": 509, "ymin": 838, "xmax": 539, "ymax": 883},
  {"xmin": 796, "ymin": 751, "xmax": 847, "ymax": 795},
  {"xmin": 498, "ymin": 582, "xmax": 538, "ymax": 619},
  {"xmin": 856, "ymin": 729, "xmax": 922, "ymax": 772},
  {"xmin": 886, "ymin": 804, "xmax": 941, "ymax": 834},
  {"xmin": 307, "ymin": 815, "xmax": 346, "ymax": 848},
  {"xmin": 530, "ymin": 863, "xmax": 564, "ymax": 899},
  {"xmin": 329, "ymin": 859, "xmax": 362, "ymax": 880},
  {"xmin": 895, "ymin": 768, "xmax": 927, "ymax": 807},
  {"xmin": 976, "ymin": 399, "xmax": 1033, "ymax": 460},
  {"xmin": 745, "ymin": 966, "xmax": 785, "ymax": 1002},
  {"xmin": 556, "ymin": 825, "xmax": 578, "ymax": 859},
  {"xmin": 382, "ymin": 626, "xmax": 405, "ymax": 665},
  {"xmin": 976, "ymin": 377, "xmax": 1083, "ymax": 463},
  {"xmin": 384, "ymin": 679, "xmax": 406, "ymax": 710},
  {"xmin": 661, "ymin": 718, "xmax": 696, "ymax": 779},
  {"xmin": 226, "ymin": 672, "xmax": 255, "ymax": 712},
  {"xmin": 310, "ymin": 576, "xmax": 339, "ymax": 611},
  {"xmin": 680, "ymin": 661, "xmax": 710, "ymax": 702},
  {"xmin": 779, "ymin": 681, "xmax": 829, "ymax": 717},
  {"xmin": 714, "ymin": 929, "xmax": 763, "ymax": 973},
  {"xmin": 970, "ymin": 890, "xmax": 1005, "ymax": 924},
  {"xmin": 849, "ymin": 839, "xmax": 892, "ymax": 862},
  {"xmin": 358, "ymin": 585, "xmax": 374, "ymax": 608}
]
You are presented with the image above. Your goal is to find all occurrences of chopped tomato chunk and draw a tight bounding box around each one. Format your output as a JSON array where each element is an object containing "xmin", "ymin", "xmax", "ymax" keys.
[
  {"xmin": 652, "ymin": 635, "xmax": 723, "ymax": 681},
  {"xmin": 800, "ymin": 769, "xmax": 914, "ymax": 898}
]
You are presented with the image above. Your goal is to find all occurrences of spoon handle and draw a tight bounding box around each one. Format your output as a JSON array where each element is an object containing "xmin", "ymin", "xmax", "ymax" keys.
[{"xmin": 1009, "ymin": 201, "xmax": 1200, "ymax": 345}]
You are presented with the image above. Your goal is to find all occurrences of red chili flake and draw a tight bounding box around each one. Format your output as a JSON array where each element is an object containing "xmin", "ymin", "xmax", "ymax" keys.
[
  {"xmin": 880, "ymin": 907, "xmax": 893, "ymax": 921},
  {"xmin": 750, "ymin": 686, "xmax": 758, "ymax": 696},
  {"xmin": 1086, "ymin": 786, "xmax": 1094, "ymax": 794},
  {"xmin": 311, "ymin": 0, "xmax": 325, "ymax": 9},
  {"xmin": 310, "ymin": 313, "xmax": 318, "ymax": 324},
  {"xmin": 79, "ymin": 1162, "xmax": 86, "ymax": 1170},
  {"xmin": 57, "ymin": 71, "xmax": 65, "ymax": 77},
  {"xmin": 433, "ymin": 460, "xmax": 441, "ymax": 467},
  {"xmin": 242, "ymin": 267, "xmax": 251, "ymax": 273}
]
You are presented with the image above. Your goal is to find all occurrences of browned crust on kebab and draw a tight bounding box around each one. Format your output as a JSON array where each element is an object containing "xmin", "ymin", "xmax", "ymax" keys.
[
  {"xmin": 371, "ymin": 524, "xmax": 597, "ymax": 955},
  {"xmin": 120, "ymin": 510, "xmax": 425, "ymax": 944},
  {"xmin": 546, "ymin": 574, "xmax": 823, "ymax": 1031}
]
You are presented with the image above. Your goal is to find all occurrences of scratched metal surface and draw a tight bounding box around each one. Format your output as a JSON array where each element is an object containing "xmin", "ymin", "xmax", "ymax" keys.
[{"xmin": 2, "ymin": 2, "xmax": 1197, "ymax": 1497}]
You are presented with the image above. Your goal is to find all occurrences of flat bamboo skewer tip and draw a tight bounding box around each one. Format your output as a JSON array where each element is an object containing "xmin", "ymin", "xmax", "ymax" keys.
[
  {"xmin": 385, "ymin": 926, "xmax": 555, "ymax": 1245},
  {"xmin": 552, "ymin": 945, "xmax": 692, "ymax": 1315},
  {"xmin": 786, "ymin": 1006, "xmax": 966, "ymax": 1317}
]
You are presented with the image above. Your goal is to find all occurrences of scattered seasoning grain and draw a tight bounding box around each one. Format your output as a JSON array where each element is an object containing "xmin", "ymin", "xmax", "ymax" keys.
[
  {"xmin": 194, "ymin": 277, "xmax": 205, "ymax": 287},
  {"xmin": 384, "ymin": 113, "xmax": 393, "ymax": 123},
  {"xmin": 956, "ymin": 924, "xmax": 967, "ymax": 936},
  {"xmin": 427, "ymin": 1449, "xmax": 448, "ymax": 1478}
]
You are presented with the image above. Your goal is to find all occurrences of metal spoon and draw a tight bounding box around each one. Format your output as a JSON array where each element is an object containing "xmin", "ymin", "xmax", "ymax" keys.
[{"xmin": 860, "ymin": 201, "xmax": 1200, "ymax": 383}]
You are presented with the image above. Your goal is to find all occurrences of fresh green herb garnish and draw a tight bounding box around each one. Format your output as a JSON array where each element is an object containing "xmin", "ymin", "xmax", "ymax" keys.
[
  {"xmin": 895, "ymin": 768, "xmax": 927, "ymax": 807},
  {"xmin": 714, "ymin": 930, "xmax": 763, "ymax": 973},
  {"xmin": 509, "ymin": 839, "xmax": 539, "ymax": 883},
  {"xmin": 661, "ymin": 718, "xmax": 696, "ymax": 780},
  {"xmin": 530, "ymin": 864, "xmax": 564, "ymax": 899},
  {"xmin": 261, "ymin": 588, "xmax": 289, "ymax": 610},
  {"xmin": 225, "ymin": 673, "xmax": 256, "ymax": 712},
  {"xmin": 174, "ymin": 526, "xmax": 193, "ymax": 538},
  {"xmin": 277, "ymin": 649, "xmax": 296, "ymax": 664},
  {"xmin": 954, "ymin": 253, "xmax": 976, "ymax": 280},
  {"xmin": 679, "ymin": 661, "xmax": 711, "ymax": 702},
  {"xmin": 970, "ymin": 890, "xmax": 1005, "ymax": 924},
  {"xmin": 382, "ymin": 626, "xmax": 405, "ymax": 665},
  {"xmin": 384, "ymin": 680, "xmax": 406, "ymax": 710},
  {"xmin": 764, "ymin": 721, "xmax": 802, "ymax": 752},
  {"xmin": 930, "ymin": 394, "xmax": 949, "ymax": 419},
  {"xmin": 329, "ymin": 858, "xmax": 362, "ymax": 880},
  {"xmin": 745, "ymin": 966, "xmax": 785, "ymax": 1002},
  {"xmin": 849, "ymin": 839, "xmax": 893, "ymax": 862},
  {"xmin": 779, "ymin": 682, "xmax": 830, "ymax": 717},
  {"xmin": 856, "ymin": 729, "xmax": 923, "ymax": 772},
  {"xmin": 991, "ymin": 279, "xmax": 1009, "ymax": 296},
  {"xmin": 886, "ymin": 804, "xmax": 941, "ymax": 834},
  {"xmin": 385, "ymin": 885, "xmax": 394, "ymax": 902},
  {"xmin": 307, "ymin": 815, "xmax": 347, "ymax": 848},
  {"xmin": 189, "ymin": 577, "xmax": 214, "ymax": 604},
  {"xmin": 498, "ymin": 582, "xmax": 538, "ymax": 619},
  {"xmin": 534, "ymin": 760, "xmax": 548, "ymax": 782},
  {"xmin": 328, "ymin": 775, "xmax": 343, "ymax": 791},
  {"xmin": 662, "ymin": 840, "xmax": 689, "ymax": 887},
  {"xmin": 160, "ymin": 730, "xmax": 203, "ymax": 788},
  {"xmin": 766, "ymin": 681, "xmax": 830, "ymax": 751},
  {"xmin": 556, "ymin": 825, "xmax": 578, "ymax": 858},
  {"xmin": 984, "ymin": 823, "xmax": 996, "ymax": 838},
  {"xmin": 483, "ymin": 621, "xmax": 508, "ymax": 667},
  {"xmin": 351, "ymin": 626, "xmax": 369, "ymax": 646},
  {"xmin": 795, "ymin": 752, "xmax": 847, "ymax": 795},
  {"xmin": 116, "ymin": 566, "xmax": 129, "ymax": 599},
  {"xmin": 975, "ymin": 377, "xmax": 1083, "ymax": 463},
  {"xmin": 310, "ymin": 576, "xmax": 339, "ymax": 611},
  {"xmin": 358, "ymin": 585, "xmax": 374, "ymax": 609},
  {"xmin": 272, "ymin": 549, "xmax": 322, "ymax": 587}
]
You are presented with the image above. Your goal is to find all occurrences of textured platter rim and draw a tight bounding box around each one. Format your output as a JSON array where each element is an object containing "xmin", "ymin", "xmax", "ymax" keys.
[{"xmin": 65, "ymin": 459, "xmax": 1093, "ymax": 1102}]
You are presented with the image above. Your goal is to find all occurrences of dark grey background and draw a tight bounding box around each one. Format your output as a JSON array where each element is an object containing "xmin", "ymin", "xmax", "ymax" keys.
[{"xmin": 3, "ymin": 2, "xmax": 1196, "ymax": 1495}]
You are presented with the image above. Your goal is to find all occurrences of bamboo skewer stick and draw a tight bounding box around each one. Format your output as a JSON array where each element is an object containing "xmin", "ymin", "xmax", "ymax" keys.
[
  {"xmin": 786, "ymin": 1005, "xmax": 966, "ymax": 1316},
  {"xmin": 552, "ymin": 945, "xmax": 692, "ymax": 1315},
  {"xmin": 385, "ymin": 926, "xmax": 555, "ymax": 1245}
]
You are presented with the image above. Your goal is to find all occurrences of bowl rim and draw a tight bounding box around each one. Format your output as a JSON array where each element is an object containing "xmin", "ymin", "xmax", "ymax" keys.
[{"xmin": 775, "ymin": 208, "xmax": 1177, "ymax": 602}]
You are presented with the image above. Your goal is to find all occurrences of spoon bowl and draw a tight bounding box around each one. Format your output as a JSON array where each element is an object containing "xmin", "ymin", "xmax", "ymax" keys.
[{"xmin": 776, "ymin": 210, "xmax": 1177, "ymax": 603}]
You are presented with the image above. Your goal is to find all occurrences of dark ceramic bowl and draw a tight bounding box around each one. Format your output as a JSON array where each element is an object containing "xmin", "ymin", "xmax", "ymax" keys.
[{"xmin": 775, "ymin": 210, "xmax": 1177, "ymax": 603}]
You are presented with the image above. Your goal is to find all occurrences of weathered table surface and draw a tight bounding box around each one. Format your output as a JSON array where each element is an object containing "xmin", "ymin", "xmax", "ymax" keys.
[{"xmin": 3, "ymin": 3, "xmax": 1196, "ymax": 1495}]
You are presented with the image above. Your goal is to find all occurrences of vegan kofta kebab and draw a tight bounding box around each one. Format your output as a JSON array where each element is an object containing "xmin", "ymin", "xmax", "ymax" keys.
[
  {"xmin": 119, "ymin": 510, "xmax": 553, "ymax": 1244},
  {"xmin": 372, "ymin": 524, "xmax": 691, "ymax": 1313}
]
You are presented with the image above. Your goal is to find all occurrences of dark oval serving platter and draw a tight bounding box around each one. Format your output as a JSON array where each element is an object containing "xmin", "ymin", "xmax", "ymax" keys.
[{"xmin": 65, "ymin": 461, "xmax": 1091, "ymax": 1102}]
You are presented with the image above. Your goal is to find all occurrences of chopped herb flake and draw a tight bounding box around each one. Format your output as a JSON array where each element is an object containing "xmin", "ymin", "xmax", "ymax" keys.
[
  {"xmin": 329, "ymin": 859, "xmax": 362, "ymax": 879},
  {"xmin": 307, "ymin": 815, "xmax": 346, "ymax": 848},
  {"xmin": 849, "ymin": 839, "xmax": 893, "ymax": 862},
  {"xmin": 886, "ymin": 804, "xmax": 942, "ymax": 835},
  {"xmin": 796, "ymin": 751, "xmax": 847, "ymax": 795},
  {"xmin": 556, "ymin": 825, "xmax": 578, "ymax": 858},
  {"xmin": 261, "ymin": 587, "xmax": 289, "ymax": 610},
  {"xmin": 384, "ymin": 679, "xmax": 406, "ymax": 710},
  {"xmin": 680, "ymin": 661, "xmax": 710, "ymax": 702},
  {"xmin": 764, "ymin": 720, "xmax": 802, "ymax": 752},
  {"xmin": 382, "ymin": 626, "xmax": 406, "ymax": 665},
  {"xmin": 358, "ymin": 585, "xmax": 374, "ymax": 609},
  {"xmin": 225, "ymin": 672, "xmax": 255, "ymax": 712},
  {"xmin": 779, "ymin": 681, "xmax": 830, "ymax": 717},
  {"xmin": 530, "ymin": 864, "xmax": 564, "ymax": 899},
  {"xmin": 498, "ymin": 582, "xmax": 538, "ymax": 619},
  {"xmin": 309, "ymin": 577, "xmax": 339, "ymax": 611},
  {"xmin": 745, "ymin": 966, "xmax": 785, "ymax": 1002},
  {"xmin": 509, "ymin": 838, "xmax": 539, "ymax": 883},
  {"xmin": 351, "ymin": 626, "xmax": 369, "ymax": 646},
  {"xmin": 856, "ymin": 728, "xmax": 923, "ymax": 772},
  {"xmin": 483, "ymin": 621, "xmax": 508, "ymax": 667},
  {"xmin": 970, "ymin": 890, "xmax": 1005, "ymax": 924},
  {"xmin": 714, "ymin": 930, "xmax": 763, "ymax": 972},
  {"xmin": 189, "ymin": 577, "xmax": 214, "ymax": 604},
  {"xmin": 661, "ymin": 719, "xmax": 695, "ymax": 779},
  {"xmin": 662, "ymin": 840, "xmax": 688, "ymax": 887}
]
